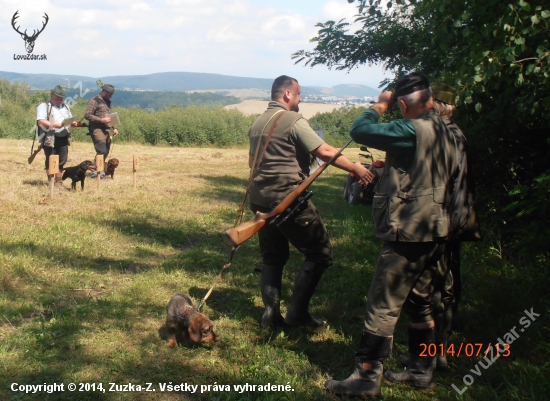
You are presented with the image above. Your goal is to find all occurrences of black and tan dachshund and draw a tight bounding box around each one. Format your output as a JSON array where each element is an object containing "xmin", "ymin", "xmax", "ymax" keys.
[{"xmin": 62, "ymin": 160, "xmax": 96, "ymax": 190}]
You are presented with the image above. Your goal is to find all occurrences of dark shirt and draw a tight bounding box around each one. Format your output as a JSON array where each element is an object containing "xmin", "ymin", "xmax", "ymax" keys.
[{"xmin": 85, "ymin": 94, "xmax": 112, "ymax": 130}]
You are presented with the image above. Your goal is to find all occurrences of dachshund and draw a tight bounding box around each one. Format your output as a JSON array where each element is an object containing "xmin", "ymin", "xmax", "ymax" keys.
[
  {"xmin": 165, "ymin": 293, "xmax": 216, "ymax": 347},
  {"xmin": 62, "ymin": 160, "xmax": 96, "ymax": 190},
  {"xmin": 105, "ymin": 158, "xmax": 119, "ymax": 179}
]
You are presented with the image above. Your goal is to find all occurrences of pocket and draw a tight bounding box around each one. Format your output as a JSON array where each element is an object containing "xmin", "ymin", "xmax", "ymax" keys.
[
  {"xmin": 372, "ymin": 194, "xmax": 389, "ymax": 232},
  {"xmin": 294, "ymin": 202, "xmax": 317, "ymax": 227},
  {"xmin": 43, "ymin": 132, "xmax": 55, "ymax": 148}
]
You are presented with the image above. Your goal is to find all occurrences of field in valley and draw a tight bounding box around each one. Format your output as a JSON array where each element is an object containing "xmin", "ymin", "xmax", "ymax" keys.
[
  {"xmin": 224, "ymin": 100, "xmax": 343, "ymax": 119},
  {"xmin": 0, "ymin": 138, "xmax": 547, "ymax": 400}
]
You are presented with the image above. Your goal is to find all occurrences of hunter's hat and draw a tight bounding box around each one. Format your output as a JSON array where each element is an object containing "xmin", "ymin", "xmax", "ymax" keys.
[
  {"xmin": 394, "ymin": 72, "xmax": 430, "ymax": 97},
  {"xmin": 102, "ymin": 84, "xmax": 115, "ymax": 94},
  {"xmin": 51, "ymin": 85, "xmax": 66, "ymax": 98},
  {"xmin": 431, "ymin": 82, "xmax": 456, "ymax": 105}
]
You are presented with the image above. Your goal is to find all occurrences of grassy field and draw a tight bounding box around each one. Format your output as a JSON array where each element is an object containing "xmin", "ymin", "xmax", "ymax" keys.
[{"xmin": 0, "ymin": 138, "xmax": 548, "ymax": 401}]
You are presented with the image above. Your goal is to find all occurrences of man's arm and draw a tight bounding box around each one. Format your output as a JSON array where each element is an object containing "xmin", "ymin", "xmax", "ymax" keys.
[
  {"xmin": 312, "ymin": 142, "xmax": 374, "ymax": 185},
  {"xmin": 291, "ymin": 118, "xmax": 374, "ymax": 184},
  {"xmin": 350, "ymin": 92, "xmax": 416, "ymax": 152}
]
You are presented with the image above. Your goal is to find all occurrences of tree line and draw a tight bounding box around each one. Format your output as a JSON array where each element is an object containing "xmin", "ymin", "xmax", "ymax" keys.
[{"xmin": 0, "ymin": 80, "xmax": 256, "ymax": 147}]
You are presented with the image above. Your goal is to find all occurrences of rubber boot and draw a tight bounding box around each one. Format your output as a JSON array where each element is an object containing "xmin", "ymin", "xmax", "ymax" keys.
[
  {"xmin": 325, "ymin": 331, "xmax": 393, "ymax": 397},
  {"xmin": 434, "ymin": 309, "xmax": 452, "ymax": 369},
  {"xmin": 284, "ymin": 261, "xmax": 326, "ymax": 332},
  {"xmin": 384, "ymin": 327, "xmax": 436, "ymax": 390},
  {"xmin": 398, "ymin": 310, "xmax": 453, "ymax": 370},
  {"xmin": 260, "ymin": 264, "xmax": 284, "ymax": 329}
]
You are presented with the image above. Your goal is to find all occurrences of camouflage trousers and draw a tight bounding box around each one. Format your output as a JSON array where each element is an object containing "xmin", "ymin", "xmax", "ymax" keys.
[{"xmin": 250, "ymin": 200, "xmax": 333, "ymax": 268}]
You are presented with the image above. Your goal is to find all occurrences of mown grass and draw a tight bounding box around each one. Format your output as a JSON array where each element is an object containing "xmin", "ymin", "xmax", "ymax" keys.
[{"xmin": 0, "ymin": 138, "xmax": 548, "ymax": 401}]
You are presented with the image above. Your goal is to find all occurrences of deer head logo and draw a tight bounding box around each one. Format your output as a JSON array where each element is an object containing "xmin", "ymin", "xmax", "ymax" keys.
[{"xmin": 11, "ymin": 11, "xmax": 49, "ymax": 54}]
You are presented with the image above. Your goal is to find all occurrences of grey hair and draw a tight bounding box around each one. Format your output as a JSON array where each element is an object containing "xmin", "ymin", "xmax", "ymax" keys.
[
  {"xmin": 433, "ymin": 99, "xmax": 456, "ymax": 119},
  {"xmin": 398, "ymin": 87, "xmax": 433, "ymax": 106}
]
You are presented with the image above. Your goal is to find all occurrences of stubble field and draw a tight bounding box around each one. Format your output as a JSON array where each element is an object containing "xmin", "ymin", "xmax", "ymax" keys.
[{"xmin": 0, "ymin": 138, "xmax": 548, "ymax": 401}]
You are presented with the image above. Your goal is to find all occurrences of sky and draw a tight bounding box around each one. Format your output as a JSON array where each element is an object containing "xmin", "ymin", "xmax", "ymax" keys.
[{"xmin": 0, "ymin": 0, "xmax": 390, "ymax": 89}]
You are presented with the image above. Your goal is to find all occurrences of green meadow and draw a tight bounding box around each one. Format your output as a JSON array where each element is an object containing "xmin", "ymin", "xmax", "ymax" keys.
[{"xmin": 0, "ymin": 138, "xmax": 548, "ymax": 400}]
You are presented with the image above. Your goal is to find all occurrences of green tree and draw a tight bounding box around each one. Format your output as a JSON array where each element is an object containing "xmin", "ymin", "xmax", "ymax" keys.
[{"xmin": 294, "ymin": 0, "xmax": 550, "ymax": 257}]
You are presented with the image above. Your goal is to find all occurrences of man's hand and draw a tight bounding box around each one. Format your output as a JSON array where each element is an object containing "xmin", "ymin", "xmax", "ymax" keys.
[
  {"xmin": 112, "ymin": 128, "xmax": 119, "ymax": 137},
  {"xmin": 101, "ymin": 117, "xmax": 112, "ymax": 124},
  {"xmin": 71, "ymin": 121, "xmax": 79, "ymax": 127},
  {"xmin": 371, "ymin": 91, "xmax": 396, "ymax": 117},
  {"xmin": 353, "ymin": 162, "xmax": 375, "ymax": 186}
]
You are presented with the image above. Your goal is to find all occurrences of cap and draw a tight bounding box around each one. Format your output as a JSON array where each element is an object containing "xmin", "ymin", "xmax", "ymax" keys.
[
  {"xmin": 431, "ymin": 82, "xmax": 456, "ymax": 105},
  {"xmin": 51, "ymin": 85, "xmax": 66, "ymax": 98},
  {"xmin": 394, "ymin": 72, "xmax": 430, "ymax": 97},
  {"xmin": 102, "ymin": 84, "xmax": 115, "ymax": 94}
]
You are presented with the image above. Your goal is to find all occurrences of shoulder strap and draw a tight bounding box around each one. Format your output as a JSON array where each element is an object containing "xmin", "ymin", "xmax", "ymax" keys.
[{"xmin": 233, "ymin": 110, "xmax": 286, "ymax": 226}]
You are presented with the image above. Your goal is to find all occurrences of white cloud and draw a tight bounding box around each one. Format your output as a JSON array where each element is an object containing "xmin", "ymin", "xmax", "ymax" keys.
[
  {"xmin": 322, "ymin": 0, "xmax": 358, "ymax": 22},
  {"xmin": 0, "ymin": 0, "xmax": 388, "ymax": 87}
]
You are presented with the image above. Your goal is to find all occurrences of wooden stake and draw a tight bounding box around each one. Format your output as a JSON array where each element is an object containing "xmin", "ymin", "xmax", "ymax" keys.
[
  {"xmin": 133, "ymin": 155, "xmax": 139, "ymax": 189},
  {"xmin": 48, "ymin": 155, "xmax": 59, "ymax": 198}
]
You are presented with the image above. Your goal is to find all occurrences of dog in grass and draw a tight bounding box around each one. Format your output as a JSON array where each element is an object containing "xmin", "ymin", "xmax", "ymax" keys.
[
  {"xmin": 105, "ymin": 158, "xmax": 119, "ymax": 179},
  {"xmin": 165, "ymin": 293, "xmax": 216, "ymax": 347},
  {"xmin": 62, "ymin": 160, "xmax": 96, "ymax": 190}
]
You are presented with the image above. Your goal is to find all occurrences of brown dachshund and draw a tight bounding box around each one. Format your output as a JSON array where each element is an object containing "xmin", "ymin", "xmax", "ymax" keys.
[
  {"xmin": 105, "ymin": 158, "xmax": 119, "ymax": 179},
  {"xmin": 165, "ymin": 293, "xmax": 216, "ymax": 347}
]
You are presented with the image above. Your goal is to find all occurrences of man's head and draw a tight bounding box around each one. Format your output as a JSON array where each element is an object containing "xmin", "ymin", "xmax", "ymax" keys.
[
  {"xmin": 271, "ymin": 75, "xmax": 301, "ymax": 112},
  {"xmin": 431, "ymin": 82, "xmax": 456, "ymax": 119},
  {"xmin": 394, "ymin": 73, "xmax": 433, "ymax": 119},
  {"xmin": 50, "ymin": 85, "xmax": 65, "ymax": 107},
  {"xmin": 100, "ymin": 84, "xmax": 115, "ymax": 100}
]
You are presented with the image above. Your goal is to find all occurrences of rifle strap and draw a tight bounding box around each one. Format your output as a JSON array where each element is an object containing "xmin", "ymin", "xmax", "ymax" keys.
[{"xmin": 233, "ymin": 110, "xmax": 285, "ymax": 227}]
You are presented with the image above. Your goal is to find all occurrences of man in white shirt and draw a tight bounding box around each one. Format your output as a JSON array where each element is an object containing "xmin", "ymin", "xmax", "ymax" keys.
[{"xmin": 36, "ymin": 85, "xmax": 78, "ymax": 186}]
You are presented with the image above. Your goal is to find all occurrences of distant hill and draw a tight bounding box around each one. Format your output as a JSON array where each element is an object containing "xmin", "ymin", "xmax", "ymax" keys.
[
  {"xmin": 320, "ymin": 84, "xmax": 380, "ymax": 97},
  {"xmin": 105, "ymin": 91, "xmax": 241, "ymax": 110},
  {"xmin": 0, "ymin": 71, "xmax": 323, "ymax": 96}
]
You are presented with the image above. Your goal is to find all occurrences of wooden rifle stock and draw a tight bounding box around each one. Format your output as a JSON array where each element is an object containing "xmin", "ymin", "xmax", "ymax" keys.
[
  {"xmin": 28, "ymin": 144, "xmax": 43, "ymax": 164},
  {"xmin": 224, "ymin": 138, "xmax": 353, "ymax": 247}
]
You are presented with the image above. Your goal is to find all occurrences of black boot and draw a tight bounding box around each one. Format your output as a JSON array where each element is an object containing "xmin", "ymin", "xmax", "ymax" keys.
[
  {"xmin": 384, "ymin": 327, "xmax": 436, "ymax": 389},
  {"xmin": 325, "ymin": 331, "xmax": 393, "ymax": 397},
  {"xmin": 434, "ymin": 309, "xmax": 453, "ymax": 369},
  {"xmin": 284, "ymin": 261, "xmax": 326, "ymax": 332},
  {"xmin": 398, "ymin": 310, "xmax": 453, "ymax": 370},
  {"xmin": 260, "ymin": 264, "xmax": 284, "ymax": 329}
]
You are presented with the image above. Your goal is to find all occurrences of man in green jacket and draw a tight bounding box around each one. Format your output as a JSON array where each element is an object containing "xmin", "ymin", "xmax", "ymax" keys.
[
  {"xmin": 326, "ymin": 73, "xmax": 459, "ymax": 397},
  {"xmin": 249, "ymin": 75, "xmax": 373, "ymax": 331}
]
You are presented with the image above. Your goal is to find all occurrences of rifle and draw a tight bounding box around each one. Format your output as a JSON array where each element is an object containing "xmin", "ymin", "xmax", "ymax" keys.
[
  {"xmin": 28, "ymin": 126, "xmax": 45, "ymax": 164},
  {"xmin": 224, "ymin": 138, "xmax": 353, "ymax": 247},
  {"xmin": 28, "ymin": 143, "xmax": 43, "ymax": 164}
]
